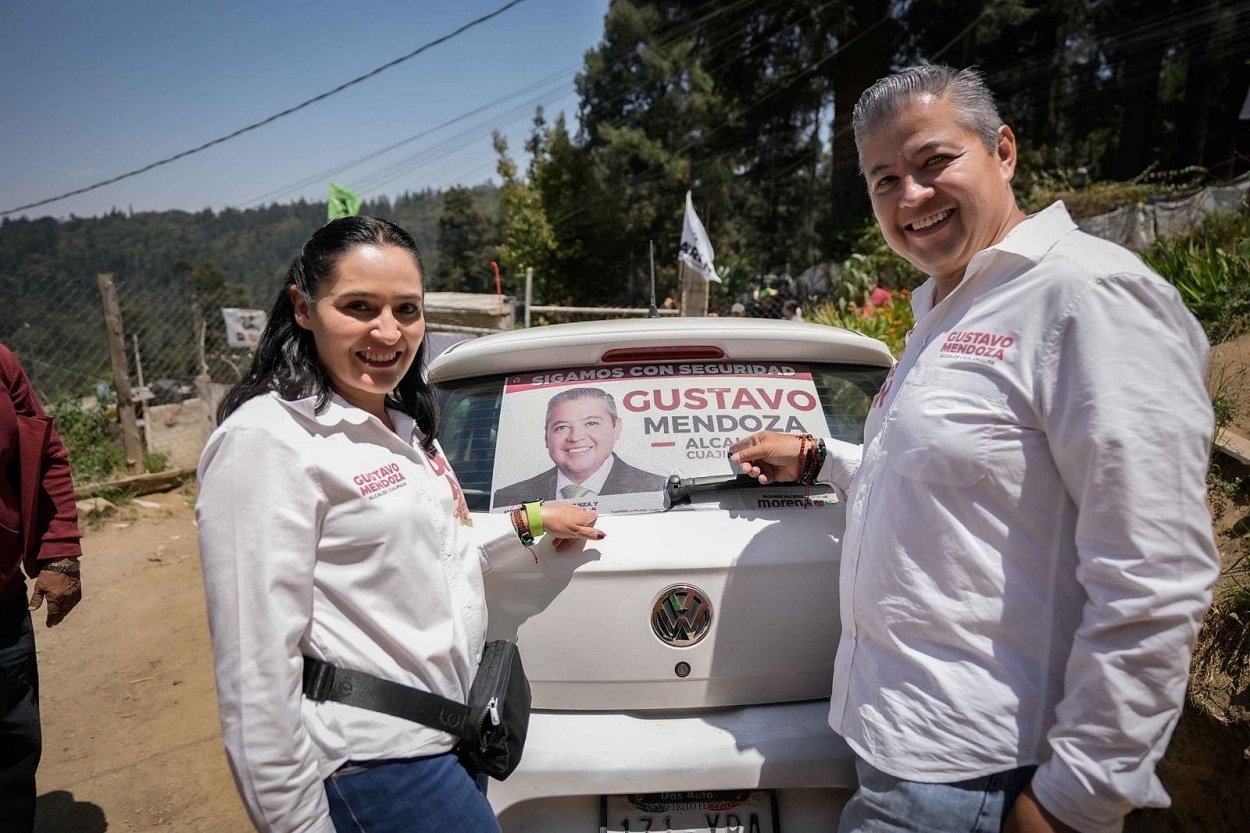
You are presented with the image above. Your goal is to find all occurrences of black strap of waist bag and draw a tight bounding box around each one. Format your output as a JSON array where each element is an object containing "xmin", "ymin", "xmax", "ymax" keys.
[{"xmin": 302, "ymin": 656, "xmax": 472, "ymax": 737}]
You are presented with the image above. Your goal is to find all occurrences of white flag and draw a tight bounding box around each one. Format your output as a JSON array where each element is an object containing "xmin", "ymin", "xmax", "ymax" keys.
[
  {"xmin": 221, "ymin": 308, "xmax": 267, "ymax": 348},
  {"xmin": 679, "ymin": 191, "xmax": 721, "ymax": 282}
]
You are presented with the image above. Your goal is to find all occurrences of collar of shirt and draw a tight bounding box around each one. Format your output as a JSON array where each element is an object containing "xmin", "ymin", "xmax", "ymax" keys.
[
  {"xmin": 908, "ymin": 201, "xmax": 1076, "ymax": 331},
  {"xmin": 275, "ymin": 393, "xmax": 373, "ymax": 426},
  {"xmin": 555, "ymin": 455, "xmax": 615, "ymax": 496},
  {"xmin": 274, "ymin": 393, "xmax": 424, "ymax": 440}
]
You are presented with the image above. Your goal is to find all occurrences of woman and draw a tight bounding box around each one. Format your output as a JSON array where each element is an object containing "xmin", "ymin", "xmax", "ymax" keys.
[{"xmin": 196, "ymin": 216, "xmax": 602, "ymax": 833}]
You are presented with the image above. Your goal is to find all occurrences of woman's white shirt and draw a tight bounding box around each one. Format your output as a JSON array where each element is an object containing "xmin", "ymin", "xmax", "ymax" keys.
[{"xmin": 196, "ymin": 392, "xmax": 487, "ymax": 832}]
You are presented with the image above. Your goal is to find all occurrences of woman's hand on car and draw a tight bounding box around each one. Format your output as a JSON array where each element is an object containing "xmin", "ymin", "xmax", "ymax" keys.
[
  {"xmin": 728, "ymin": 431, "xmax": 804, "ymax": 484},
  {"xmin": 541, "ymin": 503, "xmax": 605, "ymax": 552}
]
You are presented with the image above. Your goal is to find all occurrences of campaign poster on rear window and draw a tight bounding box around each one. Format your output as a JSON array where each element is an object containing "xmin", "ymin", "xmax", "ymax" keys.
[{"xmin": 489, "ymin": 362, "xmax": 832, "ymax": 513}]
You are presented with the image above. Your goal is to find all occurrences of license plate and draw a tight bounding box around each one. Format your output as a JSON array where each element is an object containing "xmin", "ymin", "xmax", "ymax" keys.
[{"xmin": 602, "ymin": 790, "xmax": 777, "ymax": 832}]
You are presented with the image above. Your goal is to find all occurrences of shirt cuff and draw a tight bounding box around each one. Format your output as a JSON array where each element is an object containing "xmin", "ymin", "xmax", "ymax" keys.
[
  {"xmin": 477, "ymin": 514, "xmax": 542, "ymax": 574},
  {"xmin": 818, "ymin": 438, "xmax": 861, "ymax": 499},
  {"xmin": 1029, "ymin": 757, "xmax": 1136, "ymax": 833}
]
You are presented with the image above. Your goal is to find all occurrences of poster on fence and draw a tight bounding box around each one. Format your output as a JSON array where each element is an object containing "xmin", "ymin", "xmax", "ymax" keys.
[{"xmin": 221, "ymin": 308, "xmax": 267, "ymax": 348}]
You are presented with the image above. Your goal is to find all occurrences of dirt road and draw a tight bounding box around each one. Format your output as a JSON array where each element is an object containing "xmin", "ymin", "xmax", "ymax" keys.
[{"xmin": 33, "ymin": 486, "xmax": 249, "ymax": 832}]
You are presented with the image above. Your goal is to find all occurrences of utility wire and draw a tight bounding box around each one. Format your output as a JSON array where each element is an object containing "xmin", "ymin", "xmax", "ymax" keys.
[
  {"xmin": 240, "ymin": 64, "xmax": 578, "ymax": 206},
  {"xmin": 231, "ymin": 0, "xmax": 776, "ymax": 210},
  {"xmin": 0, "ymin": 0, "xmax": 527, "ymax": 217}
]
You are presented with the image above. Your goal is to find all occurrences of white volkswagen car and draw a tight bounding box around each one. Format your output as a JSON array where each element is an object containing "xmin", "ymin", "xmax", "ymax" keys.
[{"xmin": 429, "ymin": 316, "xmax": 893, "ymax": 833}]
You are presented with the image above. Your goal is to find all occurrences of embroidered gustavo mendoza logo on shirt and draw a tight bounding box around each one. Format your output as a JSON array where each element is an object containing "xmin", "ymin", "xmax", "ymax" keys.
[
  {"xmin": 354, "ymin": 463, "xmax": 408, "ymax": 499},
  {"xmin": 938, "ymin": 330, "xmax": 1016, "ymax": 364},
  {"xmin": 425, "ymin": 449, "xmax": 473, "ymax": 527}
]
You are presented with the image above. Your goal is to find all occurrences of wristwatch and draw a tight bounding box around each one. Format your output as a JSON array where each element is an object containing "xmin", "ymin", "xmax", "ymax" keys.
[{"xmin": 40, "ymin": 560, "xmax": 81, "ymax": 575}]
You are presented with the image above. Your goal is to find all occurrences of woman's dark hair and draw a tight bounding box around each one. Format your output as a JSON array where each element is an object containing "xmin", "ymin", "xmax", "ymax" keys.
[{"xmin": 217, "ymin": 215, "xmax": 439, "ymax": 451}]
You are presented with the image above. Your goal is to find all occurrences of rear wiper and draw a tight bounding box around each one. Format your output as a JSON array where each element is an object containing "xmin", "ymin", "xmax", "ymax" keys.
[
  {"xmin": 665, "ymin": 473, "xmax": 761, "ymax": 504},
  {"xmin": 664, "ymin": 473, "xmax": 835, "ymax": 507}
]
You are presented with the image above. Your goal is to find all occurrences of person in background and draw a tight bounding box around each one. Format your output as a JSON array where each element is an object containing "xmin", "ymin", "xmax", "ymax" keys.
[
  {"xmin": 0, "ymin": 343, "xmax": 84, "ymax": 833},
  {"xmin": 196, "ymin": 216, "xmax": 603, "ymax": 833},
  {"xmin": 729, "ymin": 302, "xmax": 747, "ymax": 317},
  {"xmin": 781, "ymin": 298, "xmax": 803, "ymax": 322},
  {"xmin": 750, "ymin": 287, "xmax": 780, "ymax": 318},
  {"xmin": 730, "ymin": 65, "xmax": 1218, "ymax": 833}
]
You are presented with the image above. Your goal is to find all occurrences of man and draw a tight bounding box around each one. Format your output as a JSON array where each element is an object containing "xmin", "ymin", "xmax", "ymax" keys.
[
  {"xmin": 748, "ymin": 287, "xmax": 780, "ymax": 318},
  {"xmin": 0, "ymin": 343, "xmax": 84, "ymax": 832},
  {"xmin": 730, "ymin": 66, "xmax": 1217, "ymax": 833},
  {"xmin": 493, "ymin": 387, "xmax": 667, "ymax": 507}
]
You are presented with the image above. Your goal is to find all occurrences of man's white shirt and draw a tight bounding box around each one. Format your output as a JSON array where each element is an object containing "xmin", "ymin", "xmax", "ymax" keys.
[{"xmin": 819, "ymin": 203, "xmax": 1218, "ymax": 833}]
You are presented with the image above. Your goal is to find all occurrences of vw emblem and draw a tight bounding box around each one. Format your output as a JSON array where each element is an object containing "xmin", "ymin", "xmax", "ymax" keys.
[{"xmin": 651, "ymin": 584, "xmax": 713, "ymax": 647}]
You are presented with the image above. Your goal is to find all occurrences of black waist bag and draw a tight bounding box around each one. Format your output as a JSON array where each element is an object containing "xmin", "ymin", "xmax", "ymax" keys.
[{"xmin": 302, "ymin": 639, "xmax": 531, "ymax": 780}]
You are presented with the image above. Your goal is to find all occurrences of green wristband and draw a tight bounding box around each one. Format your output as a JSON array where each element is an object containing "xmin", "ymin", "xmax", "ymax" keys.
[{"xmin": 524, "ymin": 500, "xmax": 544, "ymax": 538}]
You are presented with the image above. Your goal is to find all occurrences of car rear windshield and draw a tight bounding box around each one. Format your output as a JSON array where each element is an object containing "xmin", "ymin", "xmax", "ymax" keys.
[{"xmin": 437, "ymin": 361, "xmax": 887, "ymax": 514}]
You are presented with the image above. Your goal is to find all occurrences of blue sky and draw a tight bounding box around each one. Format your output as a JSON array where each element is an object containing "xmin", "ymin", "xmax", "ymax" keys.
[{"xmin": 0, "ymin": 0, "xmax": 611, "ymax": 220}]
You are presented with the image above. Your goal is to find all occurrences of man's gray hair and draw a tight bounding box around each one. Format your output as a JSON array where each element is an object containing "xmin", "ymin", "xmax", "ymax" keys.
[{"xmin": 852, "ymin": 65, "xmax": 1003, "ymax": 170}]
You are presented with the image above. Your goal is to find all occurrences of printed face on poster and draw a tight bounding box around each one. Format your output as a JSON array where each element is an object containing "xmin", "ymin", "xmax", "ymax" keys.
[{"xmin": 489, "ymin": 362, "xmax": 831, "ymax": 513}]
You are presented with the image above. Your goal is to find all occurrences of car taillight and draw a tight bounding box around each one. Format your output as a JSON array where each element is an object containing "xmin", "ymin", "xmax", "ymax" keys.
[{"xmin": 600, "ymin": 346, "xmax": 725, "ymax": 363}]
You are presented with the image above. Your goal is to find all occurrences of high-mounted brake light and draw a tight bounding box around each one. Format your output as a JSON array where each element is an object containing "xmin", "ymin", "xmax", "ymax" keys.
[{"xmin": 600, "ymin": 346, "xmax": 725, "ymax": 363}]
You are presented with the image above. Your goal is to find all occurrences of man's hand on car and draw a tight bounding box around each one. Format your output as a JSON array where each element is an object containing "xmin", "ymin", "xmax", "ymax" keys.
[{"xmin": 728, "ymin": 431, "xmax": 805, "ymax": 484}]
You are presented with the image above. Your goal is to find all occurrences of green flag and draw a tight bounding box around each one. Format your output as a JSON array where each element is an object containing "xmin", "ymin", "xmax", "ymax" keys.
[{"xmin": 327, "ymin": 182, "xmax": 361, "ymax": 220}]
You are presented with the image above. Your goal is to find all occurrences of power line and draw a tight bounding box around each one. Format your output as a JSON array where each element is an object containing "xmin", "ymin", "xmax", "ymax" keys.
[
  {"xmin": 0, "ymin": 0, "xmax": 528, "ymax": 218},
  {"xmin": 240, "ymin": 65, "xmax": 579, "ymax": 207},
  {"xmin": 235, "ymin": 0, "xmax": 776, "ymax": 210}
]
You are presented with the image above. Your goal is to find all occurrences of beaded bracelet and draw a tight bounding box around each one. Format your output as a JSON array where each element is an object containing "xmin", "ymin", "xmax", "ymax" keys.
[
  {"xmin": 510, "ymin": 506, "xmax": 534, "ymax": 546},
  {"xmin": 509, "ymin": 504, "xmax": 540, "ymax": 562},
  {"xmin": 797, "ymin": 433, "xmax": 809, "ymax": 482}
]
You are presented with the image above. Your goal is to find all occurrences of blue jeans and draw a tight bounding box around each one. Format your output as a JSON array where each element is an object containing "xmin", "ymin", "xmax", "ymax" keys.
[
  {"xmin": 838, "ymin": 756, "xmax": 1037, "ymax": 833},
  {"xmin": 325, "ymin": 752, "xmax": 500, "ymax": 832}
]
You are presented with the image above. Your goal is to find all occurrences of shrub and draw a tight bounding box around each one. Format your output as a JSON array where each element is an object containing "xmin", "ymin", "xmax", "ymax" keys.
[
  {"xmin": 1015, "ymin": 164, "xmax": 1208, "ymax": 218},
  {"xmin": 143, "ymin": 450, "xmax": 169, "ymax": 474},
  {"xmin": 47, "ymin": 397, "xmax": 126, "ymax": 485},
  {"xmin": 808, "ymin": 289, "xmax": 915, "ymax": 357},
  {"xmin": 1144, "ymin": 205, "xmax": 1250, "ymax": 342}
]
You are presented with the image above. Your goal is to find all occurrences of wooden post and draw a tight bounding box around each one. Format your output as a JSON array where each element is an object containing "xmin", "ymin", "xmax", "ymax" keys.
[
  {"xmin": 96, "ymin": 273, "xmax": 144, "ymax": 473},
  {"xmin": 679, "ymin": 260, "xmax": 709, "ymax": 317}
]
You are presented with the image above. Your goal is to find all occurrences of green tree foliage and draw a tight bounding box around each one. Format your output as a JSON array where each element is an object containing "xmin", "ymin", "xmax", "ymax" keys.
[
  {"xmin": 434, "ymin": 186, "xmax": 499, "ymax": 292},
  {"xmin": 4, "ymin": 0, "xmax": 1248, "ymax": 378},
  {"xmin": 0, "ymin": 190, "xmax": 452, "ymax": 398},
  {"xmin": 493, "ymin": 0, "xmax": 1248, "ymax": 311},
  {"xmin": 494, "ymin": 132, "xmax": 558, "ymax": 299}
]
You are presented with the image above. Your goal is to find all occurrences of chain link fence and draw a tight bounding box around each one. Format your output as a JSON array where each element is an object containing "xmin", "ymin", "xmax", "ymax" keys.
[
  {"xmin": 3, "ymin": 270, "xmax": 247, "ymax": 486},
  {"xmin": 4, "ymin": 269, "xmax": 806, "ymax": 490}
]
